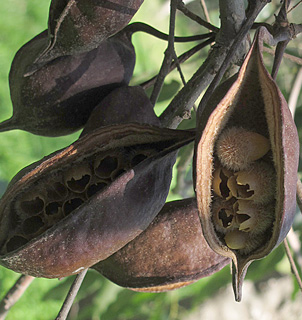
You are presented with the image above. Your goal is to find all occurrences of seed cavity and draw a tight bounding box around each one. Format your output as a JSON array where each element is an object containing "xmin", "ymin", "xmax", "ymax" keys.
[
  {"xmin": 20, "ymin": 195, "xmax": 44, "ymax": 216},
  {"xmin": 94, "ymin": 155, "xmax": 119, "ymax": 178},
  {"xmin": 86, "ymin": 182, "xmax": 107, "ymax": 198},
  {"xmin": 23, "ymin": 216, "xmax": 44, "ymax": 235},
  {"xmin": 6, "ymin": 235, "xmax": 28, "ymax": 253},
  {"xmin": 45, "ymin": 202, "xmax": 61, "ymax": 216},
  {"xmin": 212, "ymin": 127, "xmax": 275, "ymax": 254},
  {"xmin": 63, "ymin": 198, "xmax": 84, "ymax": 216},
  {"xmin": 64, "ymin": 166, "xmax": 91, "ymax": 193},
  {"xmin": 46, "ymin": 182, "xmax": 68, "ymax": 200}
]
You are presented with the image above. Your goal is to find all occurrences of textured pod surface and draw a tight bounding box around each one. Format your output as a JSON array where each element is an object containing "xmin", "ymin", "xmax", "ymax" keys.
[
  {"xmin": 94, "ymin": 198, "xmax": 229, "ymax": 292},
  {"xmin": 1, "ymin": 28, "xmax": 135, "ymax": 136},
  {"xmin": 35, "ymin": 0, "xmax": 144, "ymax": 66},
  {"xmin": 0, "ymin": 124, "xmax": 195, "ymax": 278},
  {"xmin": 81, "ymin": 85, "xmax": 161, "ymax": 136},
  {"xmin": 194, "ymin": 27, "xmax": 299, "ymax": 301}
]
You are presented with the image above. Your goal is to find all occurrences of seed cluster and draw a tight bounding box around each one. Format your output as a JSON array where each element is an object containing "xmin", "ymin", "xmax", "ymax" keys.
[
  {"xmin": 212, "ymin": 126, "xmax": 276, "ymax": 254},
  {"xmin": 2, "ymin": 146, "xmax": 156, "ymax": 254}
]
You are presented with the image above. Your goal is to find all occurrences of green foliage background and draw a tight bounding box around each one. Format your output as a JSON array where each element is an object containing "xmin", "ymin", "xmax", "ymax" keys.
[{"xmin": 0, "ymin": 1, "xmax": 301, "ymax": 319}]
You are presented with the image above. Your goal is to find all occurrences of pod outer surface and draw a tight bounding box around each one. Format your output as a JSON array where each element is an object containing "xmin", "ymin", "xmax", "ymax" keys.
[
  {"xmin": 6, "ymin": 30, "xmax": 135, "ymax": 136},
  {"xmin": 0, "ymin": 124, "xmax": 195, "ymax": 278},
  {"xmin": 94, "ymin": 198, "xmax": 230, "ymax": 292}
]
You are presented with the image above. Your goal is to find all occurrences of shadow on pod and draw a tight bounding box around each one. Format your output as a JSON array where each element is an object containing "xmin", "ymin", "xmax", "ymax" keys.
[
  {"xmin": 94, "ymin": 198, "xmax": 230, "ymax": 292},
  {"xmin": 194, "ymin": 27, "xmax": 299, "ymax": 301}
]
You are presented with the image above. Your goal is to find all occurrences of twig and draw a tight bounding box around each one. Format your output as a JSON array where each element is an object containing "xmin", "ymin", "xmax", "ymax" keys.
[
  {"xmin": 288, "ymin": 67, "xmax": 302, "ymax": 116},
  {"xmin": 262, "ymin": 46, "xmax": 302, "ymax": 66},
  {"xmin": 140, "ymin": 37, "xmax": 214, "ymax": 90},
  {"xmin": 176, "ymin": 0, "xmax": 219, "ymax": 32},
  {"xmin": 55, "ymin": 269, "xmax": 88, "ymax": 320},
  {"xmin": 283, "ymin": 238, "xmax": 302, "ymax": 292},
  {"xmin": 196, "ymin": 0, "xmax": 268, "ymax": 121},
  {"xmin": 0, "ymin": 275, "xmax": 34, "ymax": 320},
  {"xmin": 126, "ymin": 22, "xmax": 215, "ymax": 42},
  {"xmin": 297, "ymin": 179, "xmax": 302, "ymax": 214},
  {"xmin": 160, "ymin": 0, "xmax": 250, "ymax": 129},
  {"xmin": 200, "ymin": 0, "xmax": 211, "ymax": 24},
  {"xmin": 150, "ymin": 0, "xmax": 178, "ymax": 106},
  {"xmin": 287, "ymin": 228, "xmax": 302, "ymax": 273},
  {"xmin": 287, "ymin": 0, "xmax": 302, "ymax": 13}
]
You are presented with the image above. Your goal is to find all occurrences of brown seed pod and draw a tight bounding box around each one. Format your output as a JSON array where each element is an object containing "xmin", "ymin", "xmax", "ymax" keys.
[
  {"xmin": 81, "ymin": 86, "xmax": 161, "ymax": 136},
  {"xmin": 93, "ymin": 198, "xmax": 230, "ymax": 292},
  {"xmin": 194, "ymin": 27, "xmax": 299, "ymax": 301},
  {"xmin": 34, "ymin": 0, "xmax": 144, "ymax": 67},
  {"xmin": 0, "ymin": 124, "xmax": 194, "ymax": 278},
  {"xmin": 0, "ymin": 28, "xmax": 135, "ymax": 136}
]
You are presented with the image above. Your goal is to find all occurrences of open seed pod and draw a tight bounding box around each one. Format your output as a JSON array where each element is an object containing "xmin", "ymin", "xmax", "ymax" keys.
[
  {"xmin": 93, "ymin": 198, "xmax": 230, "ymax": 292},
  {"xmin": 194, "ymin": 27, "xmax": 299, "ymax": 301},
  {"xmin": 33, "ymin": 0, "xmax": 144, "ymax": 68},
  {"xmin": 0, "ymin": 123, "xmax": 195, "ymax": 278},
  {"xmin": 0, "ymin": 28, "xmax": 135, "ymax": 136}
]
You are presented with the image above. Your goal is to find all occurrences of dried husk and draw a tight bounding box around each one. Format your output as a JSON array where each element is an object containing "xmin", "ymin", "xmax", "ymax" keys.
[
  {"xmin": 0, "ymin": 124, "xmax": 195, "ymax": 278},
  {"xmin": 34, "ymin": 0, "xmax": 144, "ymax": 67},
  {"xmin": 0, "ymin": 28, "xmax": 135, "ymax": 136},
  {"xmin": 81, "ymin": 85, "xmax": 161, "ymax": 136},
  {"xmin": 93, "ymin": 198, "xmax": 230, "ymax": 292},
  {"xmin": 194, "ymin": 27, "xmax": 299, "ymax": 301}
]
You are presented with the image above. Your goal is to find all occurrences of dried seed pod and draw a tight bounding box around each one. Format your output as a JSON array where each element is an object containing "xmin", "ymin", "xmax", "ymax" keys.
[
  {"xmin": 0, "ymin": 29, "xmax": 135, "ymax": 136},
  {"xmin": 194, "ymin": 27, "xmax": 299, "ymax": 301},
  {"xmin": 33, "ymin": 0, "xmax": 143, "ymax": 67},
  {"xmin": 81, "ymin": 86, "xmax": 161, "ymax": 136},
  {"xmin": 0, "ymin": 124, "xmax": 195, "ymax": 278},
  {"xmin": 93, "ymin": 198, "xmax": 230, "ymax": 291}
]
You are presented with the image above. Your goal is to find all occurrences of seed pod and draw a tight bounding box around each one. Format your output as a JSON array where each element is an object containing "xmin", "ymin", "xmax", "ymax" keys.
[
  {"xmin": 0, "ymin": 28, "xmax": 135, "ymax": 136},
  {"xmin": 0, "ymin": 124, "xmax": 194, "ymax": 278},
  {"xmin": 81, "ymin": 85, "xmax": 161, "ymax": 136},
  {"xmin": 194, "ymin": 27, "xmax": 299, "ymax": 301},
  {"xmin": 94, "ymin": 198, "xmax": 230, "ymax": 292},
  {"xmin": 34, "ymin": 0, "xmax": 144, "ymax": 67}
]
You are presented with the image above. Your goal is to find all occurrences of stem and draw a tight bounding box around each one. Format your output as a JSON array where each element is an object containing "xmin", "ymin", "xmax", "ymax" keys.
[
  {"xmin": 297, "ymin": 179, "xmax": 302, "ymax": 214},
  {"xmin": 0, "ymin": 275, "xmax": 34, "ymax": 320},
  {"xmin": 176, "ymin": 0, "xmax": 219, "ymax": 32},
  {"xmin": 196, "ymin": 0, "xmax": 268, "ymax": 121},
  {"xmin": 140, "ymin": 37, "xmax": 214, "ymax": 90},
  {"xmin": 150, "ymin": 0, "xmax": 178, "ymax": 106},
  {"xmin": 283, "ymin": 238, "xmax": 302, "ymax": 292},
  {"xmin": 161, "ymin": 0, "xmax": 251, "ymax": 129},
  {"xmin": 126, "ymin": 22, "xmax": 215, "ymax": 42},
  {"xmin": 262, "ymin": 46, "xmax": 302, "ymax": 66},
  {"xmin": 55, "ymin": 269, "xmax": 88, "ymax": 320}
]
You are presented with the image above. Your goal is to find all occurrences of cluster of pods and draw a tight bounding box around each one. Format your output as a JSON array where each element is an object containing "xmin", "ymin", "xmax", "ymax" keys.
[{"xmin": 0, "ymin": 1, "xmax": 299, "ymax": 302}]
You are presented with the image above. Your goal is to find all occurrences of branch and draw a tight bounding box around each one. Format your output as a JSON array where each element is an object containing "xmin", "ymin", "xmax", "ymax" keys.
[
  {"xmin": 55, "ymin": 269, "xmax": 88, "ymax": 320},
  {"xmin": 140, "ymin": 37, "xmax": 214, "ymax": 90},
  {"xmin": 284, "ymin": 238, "xmax": 302, "ymax": 292},
  {"xmin": 150, "ymin": 0, "xmax": 178, "ymax": 106},
  {"xmin": 160, "ymin": 0, "xmax": 258, "ymax": 129},
  {"xmin": 176, "ymin": 0, "xmax": 219, "ymax": 32},
  {"xmin": 0, "ymin": 275, "xmax": 34, "ymax": 320},
  {"xmin": 297, "ymin": 179, "xmax": 302, "ymax": 214}
]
